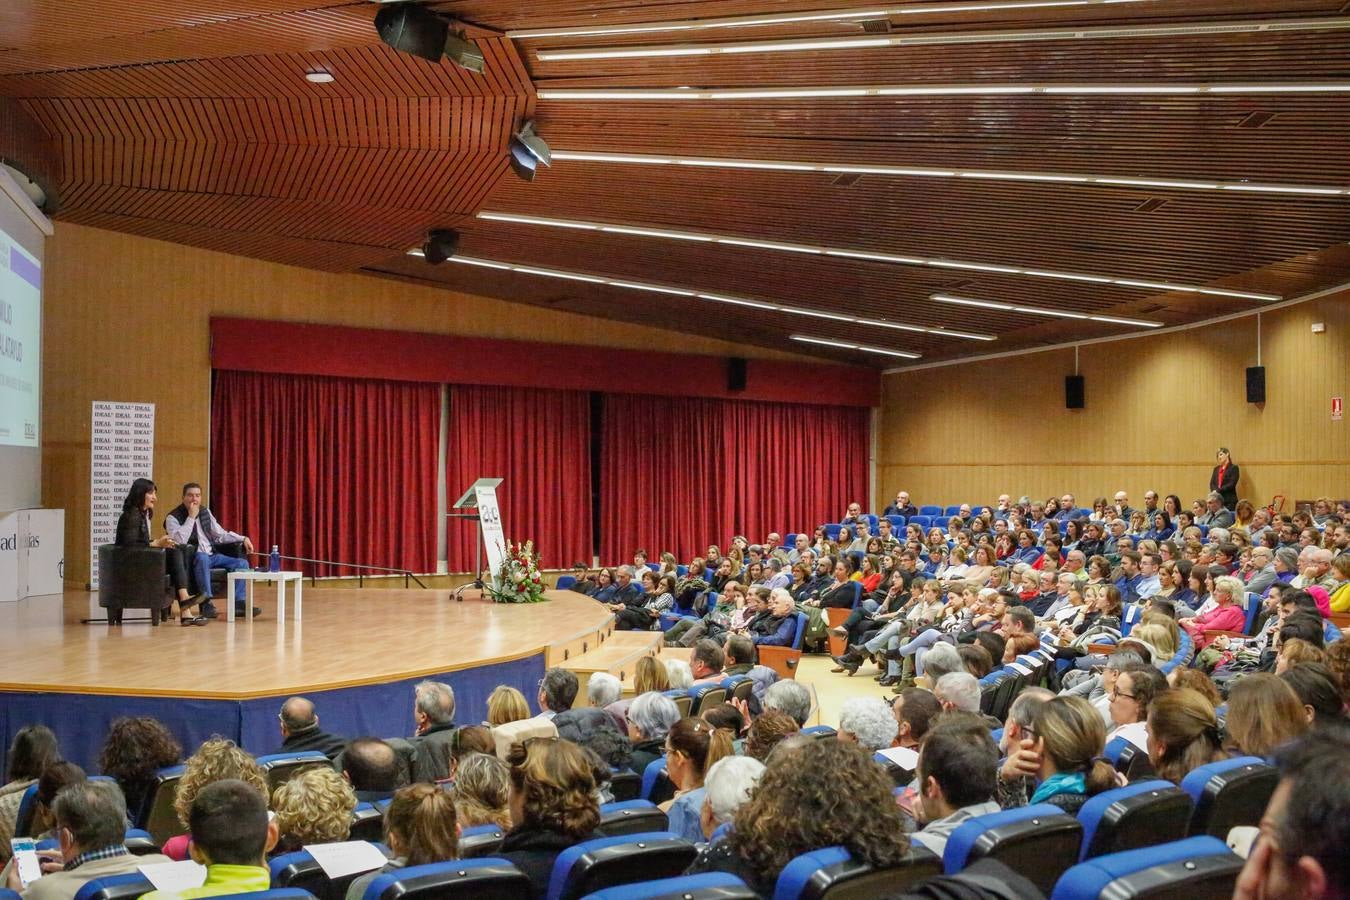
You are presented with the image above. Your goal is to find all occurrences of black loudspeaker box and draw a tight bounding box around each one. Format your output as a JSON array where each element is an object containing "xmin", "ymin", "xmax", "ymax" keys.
[
  {"xmin": 1246, "ymin": 366, "xmax": 1266, "ymax": 404},
  {"xmin": 728, "ymin": 357, "xmax": 748, "ymax": 392},
  {"xmin": 1065, "ymin": 375, "xmax": 1085, "ymax": 409}
]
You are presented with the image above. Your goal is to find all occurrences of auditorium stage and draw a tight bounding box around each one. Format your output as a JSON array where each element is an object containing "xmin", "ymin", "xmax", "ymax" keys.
[{"xmin": 0, "ymin": 588, "xmax": 614, "ymax": 771}]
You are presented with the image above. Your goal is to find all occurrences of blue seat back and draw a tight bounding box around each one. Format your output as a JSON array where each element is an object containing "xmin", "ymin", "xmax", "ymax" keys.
[
  {"xmin": 583, "ymin": 873, "xmax": 755, "ymax": 900},
  {"xmin": 910, "ymin": 515, "xmax": 932, "ymax": 529},
  {"xmin": 676, "ymin": 565, "xmax": 688, "ymax": 577},
  {"xmin": 1050, "ymin": 836, "xmax": 1236, "ymax": 900},
  {"xmin": 556, "ymin": 575, "xmax": 577, "ymax": 590},
  {"xmin": 824, "ymin": 524, "xmax": 843, "ymax": 541},
  {"xmin": 944, "ymin": 506, "xmax": 962, "ymax": 517},
  {"xmin": 597, "ymin": 799, "xmax": 669, "ymax": 836},
  {"xmin": 74, "ymin": 873, "xmax": 156, "ymax": 900},
  {"xmin": 1180, "ymin": 756, "xmax": 1278, "ymax": 838},
  {"xmin": 1076, "ymin": 779, "xmax": 1193, "ymax": 860},
  {"xmin": 363, "ymin": 858, "xmax": 530, "ymax": 900},
  {"xmin": 640, "ymin": 757, "xmax": 671, "ymax": 802},
  {"xmin": 919, "ymin": 505, "xmax": 943, "ymax": 517},
  {"xmin": 885, "ymin": 515, "xmax": 905, "ymax": 529},
  {"xmin": 787, "ymin": 611, "xmax": 808, "ymax": 650},
  {"xmin": 944, "ymin": 803, "xmax": 1084, "ymax": 895},
  {"xmin": 546, "ymin": 832, "xmax": 698, "ymax": 900},
  {"xmin": 13, "ymin": 784, "xmax": 38, "ymax": 838},
  {"xmin": 459, "ymin": 822, "xmax": 507, "ymax": 858}
]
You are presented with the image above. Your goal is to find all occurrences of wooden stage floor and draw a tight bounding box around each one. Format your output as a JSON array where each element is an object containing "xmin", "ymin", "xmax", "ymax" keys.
[{"xmin": 0, "ymin": 588, "xmax": 612, "ymax": 700}]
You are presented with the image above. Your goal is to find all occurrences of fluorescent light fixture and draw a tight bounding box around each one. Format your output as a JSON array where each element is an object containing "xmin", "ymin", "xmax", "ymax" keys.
[
  {"xmin": 933, "ymin": 293, "xmax": 1163, "ymax": 328},
  {"xmin": 547, "ymin": 150, "xmax": 1350, "ymax": 198},
  {"xmin": 538, "ymin": 81, "xmax": 1350, "ymax": 101},
  {"xmin": 304, "ymin": 70, "xmax": 334, "ymax": 83},
  {"xmin": 535, "ymin": 16, "xmax": 1350, "ymax": 61},
  {"xmin": 477, "ymin": 210, "xmax": 1282, "ymax": 302},
  {"xmin": 791, "ymin": 334, "xmax": 922, "ymax": 358},
  {"xmin": 508, "ymin": 1, "xmax": 1159, "ymax": 39},
  {"xmin": 404, "ymin": 249, "xmax": 988, "ymax": 348}
]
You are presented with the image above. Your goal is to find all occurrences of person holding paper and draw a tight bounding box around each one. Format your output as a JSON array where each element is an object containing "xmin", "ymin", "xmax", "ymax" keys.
[
  {"xmin": 163, "ymin": 483, "xmax": 255, "ymax": 619},
  {"xmin": 3, "ymin": 781, "xmax": 171, "ymax": 900},
  {"xmin": 141, "ymin": 779, "xmax": 276, "ymax": 899}
]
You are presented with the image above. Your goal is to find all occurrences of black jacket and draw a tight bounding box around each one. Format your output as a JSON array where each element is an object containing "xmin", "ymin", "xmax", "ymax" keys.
[
  {"xmin": 818, "ymin": 581, "xmax": 857, "ymax": 609},
  {"xmin": 612, "ymin": 583, "xmax": 642, "ymax": 608},
  {"xmin": 1209, "ymin": 464, "xmax": 1240, "ymax": 511},
  {"xmin": 115, "ymin": 509, "xmax": 152, "ymax": 548},
  {"xmin": 629, "ymin": 738, "xmax": 664, "ymax": 779},
  {"xmin": 498, "ymin": 826, "xmax": 600, "ymax": 898},
  {"xmin": 275, "ymin": 726, "xmax": 347, "ymax": 761},
  {"xmin": 409, "ymin": 722, "xmax": 457, "ymax": 783}
]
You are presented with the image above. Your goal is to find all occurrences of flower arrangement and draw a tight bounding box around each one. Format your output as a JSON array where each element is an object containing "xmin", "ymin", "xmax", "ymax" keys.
[{"xmin": 486, "ymin": 540, "xmax": 549, "ymax": 604}]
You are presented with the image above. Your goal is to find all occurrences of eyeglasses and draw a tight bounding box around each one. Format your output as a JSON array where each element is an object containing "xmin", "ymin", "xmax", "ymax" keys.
[{"xmin": 1109, "ymin": 690, "xmax": 1137, "ymax": 701}]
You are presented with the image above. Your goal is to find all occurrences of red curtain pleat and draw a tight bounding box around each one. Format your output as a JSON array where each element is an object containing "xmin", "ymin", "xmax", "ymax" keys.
[
  {"xmin": 599, "ymin": 394, "xmax": 869, "ymax": 564},
  {"xmin": 210, "ymin": 370, "xmax": 440, "ymax": 577},
  {"xmin": 445, "ymin": 384, "xmax": 593, "ymax": 573}
]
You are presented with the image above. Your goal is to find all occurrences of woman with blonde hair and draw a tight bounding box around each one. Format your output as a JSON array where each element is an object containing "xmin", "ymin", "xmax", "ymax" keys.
[
  {"xmin": 452, "ymin": 752, "xmax": 512, "ymax": 831},
  {"xmin": 661, "ymin": 717, "xmax": 735, "ymax": 842},
  {"xmin": 632, "ymin": 654, "xmax": 670, "ymax": 695},
  {"xmin": 487, "ymin": 686, "xmax": 531, "ymax": 728},
  {"xmin": 272, "ymin": 767, "xmax": 357, "ymax": 854},
  {"xmin": 1131, "ymin": 620, "xmax": 1179, "ymax": 661},
  {"xmin": 1023, "ymin": 696, "xmax": 1119, "ymax": 814},
  {"xmin": 1147, "ymin": 689, "xmax": 1228, "ymax": 784},
  {"xmin": 163, "ymin": 738, "xmax": 269, "ymax": 859},
  {"xmin": 345, "ymin": 783, "xmax": 460, "ymax": 900},
  {"xmin": 1223, "ymin": 674, "xmax": 1309, "ymax": 758}
]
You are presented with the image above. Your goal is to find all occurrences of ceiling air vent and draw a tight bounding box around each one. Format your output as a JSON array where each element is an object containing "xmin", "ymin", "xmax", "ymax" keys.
[
  {"xmin": 1134, "ymin": 197, "xmax": 1169, "ymax": 213},
  {"xmin": 1237, "ymin": 111, "xmax": 1277, "ymax": 129},
  {"xmin": 860, "ymin": 18, "xmax": 893, "ymax": 33}
]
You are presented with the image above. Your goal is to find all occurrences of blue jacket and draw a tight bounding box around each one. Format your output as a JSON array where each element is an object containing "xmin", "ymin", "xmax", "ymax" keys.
[{"xmin": 750, "ymin": 614, "xmax": 795, "ymax": 647}]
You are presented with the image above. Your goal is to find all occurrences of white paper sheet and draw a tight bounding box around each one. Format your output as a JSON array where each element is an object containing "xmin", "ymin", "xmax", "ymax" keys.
[
  {"xmin": 305, "ymin": 841, "xmax": 389, "ymax": 880},
  {"xmin": 875, "ymin": 745, "xmax": 920, "ymax": 770},
  {"xmin": 138, "ymin": 860, "xmax": 207, "ymax": 893}
]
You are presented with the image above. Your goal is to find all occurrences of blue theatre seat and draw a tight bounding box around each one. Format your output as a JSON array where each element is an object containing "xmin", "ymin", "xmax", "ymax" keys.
[
  {"xmin": 1051, "ymin": 836, "xmax": 1240, "ymax": 900},
  {"xmin": 546, "ymin": 832, "xmax": 698, "ymax": 900},
  {"xmin": 363, "ymin": 858, "xmax": 530, "ymax": 900}
]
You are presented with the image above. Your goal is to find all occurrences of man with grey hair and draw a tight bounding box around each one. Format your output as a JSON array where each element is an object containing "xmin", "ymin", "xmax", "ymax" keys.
[
  {"xmin": 1245, "ymin": 546, "xmax": 1277, "ymax": 597},
  {"xmin": 762, "ymin": 558, "xmax": 790, "ymax": 591},
  {"xmin": 273, "ymin": 696, "xmax": 346, "ymax": 759},
  {"xmin": 763, "ymin": 679, "xmax": 811, "ymax": 727},
  {"xmin": 837, "ymin": 696, "xmax": 899, "ymax": 752},
  {"xmin": 587, "ymin": 672, "xmax": 622, "ymax": 709},
  {"xmin": 1064, "ymin": 549, "xmax": 1088, "ymax": 582},
  {"xmin": 699, "ymin": 756, "xmax": 765, "ymax": 840},
  {"xmin": 603, "ymin": 566, "xmax": 643, "ymax": 619},
  {"xmin": 917, "ymin": 642, "xmax": 963, "ymax": 690},
  {"xmin": 536, "ymin": 667, "xmax": 579, "ymax": 721},
  {"xmin": 935, "ymin": 673, "xmax": 999, "ymax": 729},
  {"xmin": 5, "ymin": 781, "xmax": 171, "ymax": 899},
  {"xmin": 1063, "ymin": 648, "xmax": 1145, "ymax": 726},
  {"xmin": 1198, "ymin": 492, "xmax": 1235, "ymax": 528},
  {"xmin": 1296, "ymin": 548, "xmax": 1336, "ymax": 592},
  {"xmin": 409, "ymin": 680, "xmax": 456, "ymax": 782},
  {"xmin": 996, "ymin": 686, "xmax": 1056, "ymax": 808},
  {"xmin": 627, "ymin": 692, "xmax": 681, "ymax": 775}
]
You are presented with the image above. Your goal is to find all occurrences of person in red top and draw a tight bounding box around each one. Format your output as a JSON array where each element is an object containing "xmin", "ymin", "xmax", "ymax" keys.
[
  {"xmin": 1209, "ymin": 447, "xmax": 1240, "ymax": 511},
  {"xmin": 1181, "ymin": 575, "xmax": 1247, "ymax": 649}
]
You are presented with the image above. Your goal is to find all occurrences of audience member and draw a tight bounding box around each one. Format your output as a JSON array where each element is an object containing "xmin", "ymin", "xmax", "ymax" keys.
[
  {"xmin": 662, "ymin": 718, "xmax": 735, "ymax": 842},
  {"xmin": 451, "ymin": 752, "xmax": 511, "ymax": 831},
  {"xmin": 446, "ymin": 726, "xmax": 494, "ymax": 783},
  {"xmin": 487, "ymin": 687, "xmax": 532, "ymax": 728},
  {"xmin": 586, "ymin": 673, "xmax": 622, "ymax": 710},
  {"xmin": 689, "ymin": 641, "xmax": 726, "ymax": 686},
  {"xmin": 837, "ymin": 697, "xmax": 899, "ymax": 752},
  {"xmin": 164, "ymin": 738, "xmax": 269, "ymax": 861},
  {"xmin": 145, "ymin": 779, "xmax": 276, "ymax": 899},
  {"xmin": 684, "ymin": 739, "xmax": 910, "ymax": 896},
  {"xmin": 1105, "ymin": 665, "xmax": 1166, "ymax": 751},
  {"xmin": 893, "ymin": 688, "xmax": 942, "ymax": 749},
  {"xmin": 699, "ymin": 756, "xmax": 765, "ymax": 841},
  {"xmin": 1279, "ymin": 663, "xmax": 1344, "ymax": 728},
  {"xmin": 1020, "ymin": 696, "xmax": 1117, "ymax": 813},
  {"xmin": 912, "ymin": 718, "xmax": 1001, "ymax": 857},
  {"xmin": 345, "ymin": 783, "xmax": 459, "ymax": 900},
  {"xmin": 665, "ymin": 659, "xmax": 694, "ymax": 690},
  {"xmin": 1224, "ymin": 675, "xmax": 1310, "ymax": 758},
  {"xmin": 536, "ymin": 668, "xmax": 579, "ymax": 721},
  {"xmin": 499, "ymin": 738, "xmax": 601, "ymax": 898},
  {"xmin": 271, "ymin": 767, "xmax": 356, "ymax": 854},
  {"xmin": 626, "ymin": 692, "xmax": 681, "ymax": 776},
  {"xmin": 408, "ymin": 681, "xmax": 457, "ymax": 782},
  {"xmin": 342, "ymin": 737, "xmax": 403, "ymax": 802},
  {"xmin": 1148, "ymin": 689, "xmax": 1228, "ymax": 784},
  {"xmin": 26, "ymin": 763, "xmax": 86, "ymax": 842},
  {"xmin": 763, "ymin": 680, "xmax": 811, "ymax": 727},
  {"xmin": 745, "ymin": 709, "xmax": 800, "ymax": 762},
  {"xmin": 98, "ymin": 717, "xmax": 181, "ymax": 825},
  {"xmin": 1, "ymin": 726, "xmax": 60, "ymax": 857},
  {"xmin": 4, "ymin": 781, "xmax": 171, "ymax": 900},
  {"xmin": 272, "ymin": 697, "xmax": 346, "ymax": 760}
]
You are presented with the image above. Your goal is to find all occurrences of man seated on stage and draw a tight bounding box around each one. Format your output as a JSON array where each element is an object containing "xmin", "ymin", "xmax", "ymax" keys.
[
  {"xmin": 164, "ymin": 483, "xmax": 256, "ymax": 619},
  {"xmin": 142, "ymin": 780, "xmax": 275, "ymax": 899},
  {"xmin": 272, "ymin": 697, "xmax": 346, "ymax": 760},
  {"xmin": 4, "ymin": 781, "xmax": 172, "ymax": 900},
  {"xmin": 341, "ymin": 738, "xmax": 403, "ymax": 803}
]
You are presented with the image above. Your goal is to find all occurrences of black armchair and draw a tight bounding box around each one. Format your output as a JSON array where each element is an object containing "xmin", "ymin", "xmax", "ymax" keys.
[{"xmin": 97, "ymin": 544, "xmax": 171, "ymax": 625}]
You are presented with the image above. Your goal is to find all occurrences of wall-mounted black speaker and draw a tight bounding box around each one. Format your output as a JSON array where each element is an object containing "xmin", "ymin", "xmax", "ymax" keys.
[
  {"xmin": 1246, "ymin": 366, "xmax": 1266, "ymax": 404},
  {"xmin": 1065, "ymin": 375, "xmax": 1085, "ymax": 409},
  {"xmin": 727, "ymin": 357, "xmax": 748, "ymax": 392}
]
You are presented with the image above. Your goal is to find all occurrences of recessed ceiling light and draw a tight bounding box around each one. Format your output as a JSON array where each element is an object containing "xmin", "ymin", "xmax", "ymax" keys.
[
  {"xmin": 545, "ymin": 150, "xmax": 1349, "ymax": 198},
  {"xmin": 305, "ymin": 70, "xmax": 334, "ymax": 83},
  {"xmin": 537, "ymin": 81, "xmax": 1350, "ymax": 101},
  {"xmin": 534, "ymin": 16, "xmax": 1350, "ymax": 61},
  {"xmin": 933, "ymin": 293, "xmax": 1163, "ymax": 328},
  {"xmin": 405, "ymin": 249, "xmax": 988, "ymax": 347},
  {"xmin": 476, "ymin": 211, "xmax": 1282, "ymax": 301}
]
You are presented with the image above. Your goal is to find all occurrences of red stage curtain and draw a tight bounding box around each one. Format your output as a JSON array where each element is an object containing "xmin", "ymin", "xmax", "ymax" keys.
[
  {"xmin": 445, "ymin": 384, "xmax": 592, "ymax": 574},
  {"xmin": 211, "ymin": 370, "xmax": 440, "ymax": 577},
  {"xmin": 599, "ymin": 394, "xmax": 870, "ymax": 564}
]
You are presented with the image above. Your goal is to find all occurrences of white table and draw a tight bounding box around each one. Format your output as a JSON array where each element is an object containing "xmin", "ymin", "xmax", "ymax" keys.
[{"xmin": 225, "ymin": 570, "xmax": 303, "ymax": 622}]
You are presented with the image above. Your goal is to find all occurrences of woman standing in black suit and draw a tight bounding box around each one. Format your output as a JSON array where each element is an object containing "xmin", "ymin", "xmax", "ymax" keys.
[
  {"xmin": 116, "ymin": 477, "xmax": 205, "ymax": 625},
  {"xmin": 1208, "ymin": 447, "xmax": 1240, "ymax": 511}
]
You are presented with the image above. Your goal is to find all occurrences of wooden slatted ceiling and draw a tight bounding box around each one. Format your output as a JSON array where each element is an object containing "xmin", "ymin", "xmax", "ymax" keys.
[{"xmin": 1, "ymin": 0, "xmax": 1348, "ymax": 366}]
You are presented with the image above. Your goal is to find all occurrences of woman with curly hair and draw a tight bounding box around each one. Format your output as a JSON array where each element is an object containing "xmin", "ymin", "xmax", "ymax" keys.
[
  {"xmin": 98, "ymin": 716, "xmax": 182, "ymax": 824},
  {"xmin": 685, "ymin": 738, "xmax": 910, "ymax": 896},
  {"xmin": 453, "ymin": 753, "xmax": 511, "ymax": 830},
  {"xmin": 271, "ymin": 767, "xmax": 357, "ymax": 855},
  {"xmin": 162, "ymin": 738, "xmax": 269, "ymax": 860},
  {"xmin": 499, "ymin": 738, "xmax": 601, "ymax": 897},
  {"xmin": 345, "ymin": 783, "xmax": 460, "ymax": 900}
]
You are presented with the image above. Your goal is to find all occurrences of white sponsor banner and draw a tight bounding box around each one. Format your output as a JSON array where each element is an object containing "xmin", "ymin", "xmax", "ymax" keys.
[
  {"xmin": 17, "ymin": 508, "xmax": 63, "ymax": 598},
  {"xmin": 475, "ymin": 483, "xmax": 506, "ymax": 589},
  {"xmin": 90, "ymin": 401, "xmax": 154, "ymax": 590}
]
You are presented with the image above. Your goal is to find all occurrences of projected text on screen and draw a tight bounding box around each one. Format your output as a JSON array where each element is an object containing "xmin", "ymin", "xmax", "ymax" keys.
[{"xmin": 0, "ymin": 231, "xmax": 40, "ymax": 447}]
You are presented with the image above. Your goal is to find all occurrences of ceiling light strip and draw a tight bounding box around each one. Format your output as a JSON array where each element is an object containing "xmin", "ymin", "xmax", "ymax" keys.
[
  {"xmin": 791, "ymin": 334, "xmax": 921, "ymax": 358},
  {"xmin": 534, "ymin": 16, "xmax": 1350, "ymax": 61},
  {"xmin": 509, "ymin": 0, "xmax": 1156, "ymax": 39},
  {"xmin": 475, "ymin": 211, "xmax": 1282, "ymax": 301},
  {"xmin": 406, "ymin": 249, "xmax": 980, "ymax": 346},
  {"xmin": 548, "ymin": 150, "xmax": 1348, "ymax": 198},
  {"xmin": 538, "ymin": 81, "xmax": 1350, "ymax": 101},
  {"xmin": 933, "ymin": 293, "xmax": 1163, "ymax": 327}
]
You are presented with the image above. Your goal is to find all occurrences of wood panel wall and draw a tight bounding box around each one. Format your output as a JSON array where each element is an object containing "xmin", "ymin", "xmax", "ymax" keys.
[
  {"xmin": 876, "ymin": 292, "xmax": 1350, "ymax": 511},
  {"xmin": 42, "ymin": 222, "xmax": 810, "ymax": 586}
]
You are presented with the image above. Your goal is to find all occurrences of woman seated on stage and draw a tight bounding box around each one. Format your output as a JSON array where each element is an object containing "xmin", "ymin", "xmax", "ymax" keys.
[
  {"xmin": 115, "ymin": 477, "xmax": 206, "ymax": 625},
  {"xmin": 614, "ymin": 571, "xmax": 674, "ymax": 631},
  {"xmin": 499, "ymin": 739, "xmax": 602, "ymax": 898}
]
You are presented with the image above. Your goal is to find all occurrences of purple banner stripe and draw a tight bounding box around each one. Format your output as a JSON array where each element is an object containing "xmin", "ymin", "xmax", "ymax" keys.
[{"xmin": 10, "ymin": 245, "xmax": 41, "ymax": 290}]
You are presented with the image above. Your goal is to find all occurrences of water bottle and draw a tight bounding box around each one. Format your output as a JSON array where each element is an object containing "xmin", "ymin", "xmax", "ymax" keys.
[{"xmin": 269, "ymin": 545, "xmax": 281, "ymax": 573}]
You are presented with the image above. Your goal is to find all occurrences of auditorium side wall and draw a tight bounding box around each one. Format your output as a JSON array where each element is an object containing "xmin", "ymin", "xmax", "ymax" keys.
[
  {"xmin": 877, "ymin": 291, "xmax": 1350, "ymax": 511},
  {"xmin": 42, "ymin": 223, "xmax": 810, "ymax": 586}
]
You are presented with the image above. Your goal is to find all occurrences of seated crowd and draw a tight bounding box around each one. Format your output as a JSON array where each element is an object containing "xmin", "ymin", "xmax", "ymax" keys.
[{"xmin": 2, "ymin": 488, "xmax": 1346, "ymax": 899}]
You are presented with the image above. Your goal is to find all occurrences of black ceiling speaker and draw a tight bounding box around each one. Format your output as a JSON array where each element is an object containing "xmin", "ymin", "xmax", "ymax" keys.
[
  {"xmin": 1065, "ymin": 374, "xmax": 1085, "ymax": 409},
  {"xmin": 374, "ymin": 5, "xmax": 449, "ymax": 63},
  {"xmin": 728, "ymin": 357, "xmax": 748, "ymax": 392},
  {"xmin": 1246, "ymin": 366, "xmax": 1266, "ymax": 404},
  {"xmin": 422, "ymin": 229, "xmax": 460, "ymax": 265}
]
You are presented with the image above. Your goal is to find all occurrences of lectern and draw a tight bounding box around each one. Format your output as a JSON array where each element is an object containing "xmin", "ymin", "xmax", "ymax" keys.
[{"xmin": 448, "ymin": 477, "xmax": 505, "ymax": 592}]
